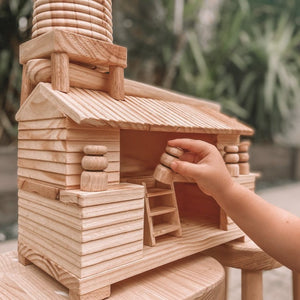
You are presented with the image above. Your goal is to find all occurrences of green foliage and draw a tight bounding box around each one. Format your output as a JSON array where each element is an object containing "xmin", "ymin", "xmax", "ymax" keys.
[{"xmin": 0, "ymin": 0, "xmax": 32, "ymax": 143}]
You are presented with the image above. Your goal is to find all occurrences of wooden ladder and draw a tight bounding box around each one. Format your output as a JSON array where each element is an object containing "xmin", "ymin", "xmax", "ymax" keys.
[{"xmin": 142, "ymin": 180, "xmax": 182, "ymax": 246}]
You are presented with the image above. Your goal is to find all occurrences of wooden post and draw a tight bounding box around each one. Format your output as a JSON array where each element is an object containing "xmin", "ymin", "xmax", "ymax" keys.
[
  {"xmin": 51, "ymin": 52, "xmax": 70, "ymax": 93},
  {"xmin": 109, "ymin": 65, "xmax": 125, "ymax": 100},
  {"xmin": 293, "ymin": 272, "xmax": 300, "ymax": 300},
  {"xmin": 241, "ymin": 270, "xmax": 263, "ymax": 300},
  {"xmin": 224, "ymin": 145, "xmax": 239, "ymax": 177},
  {"xmin": 239, "ymin": 141, "xmax": 251, "ymax": 175}
]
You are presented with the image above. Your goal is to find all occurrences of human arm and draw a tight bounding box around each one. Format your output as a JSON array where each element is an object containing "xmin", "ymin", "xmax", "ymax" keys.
[{"xmin": 168, "ymin": 138, "xmax": 300, "ymax": 272}]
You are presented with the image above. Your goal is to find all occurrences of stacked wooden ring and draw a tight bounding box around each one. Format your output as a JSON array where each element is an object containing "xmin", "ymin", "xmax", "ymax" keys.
[
  {"xmin": 80, "ymin": 145, "xmax": 108, "ymax": 192},
  {"xmin": 238, "ymin": 141, "xmax": 251, "ymax": 175},
  {"xmin": 153, "ymin": 146, "xmax": 184, "ymax": 185},
  {"xmin": 32, "ymin": 0, "xmax": 113, "ymax": 43},
  {"xmin": 224, "ymin": 145, "xmax": 239, "ymax": 177}
]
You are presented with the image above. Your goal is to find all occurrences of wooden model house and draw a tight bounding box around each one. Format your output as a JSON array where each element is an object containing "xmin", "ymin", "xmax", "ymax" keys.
[{"xmin": 16, "ymin": 1, "xmax": 255, "ymax": 299}]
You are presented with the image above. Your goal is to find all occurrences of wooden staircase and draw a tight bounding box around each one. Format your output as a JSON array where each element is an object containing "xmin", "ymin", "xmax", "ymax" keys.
[{"xmin": 124, "ymin": 176, "xmax": 182, "ymax": 246}]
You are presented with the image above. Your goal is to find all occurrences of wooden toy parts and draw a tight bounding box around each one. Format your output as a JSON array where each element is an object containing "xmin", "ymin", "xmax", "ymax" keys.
[
  {"xmin": 153, "ymin": 146, "xmax": 184, "ymax": 184},
  {"xmin": 80, "ymin": 145, "xmax": 108, "ymax": 192},
  {"xmin": 16, "ymin": 1, "xmax": 257, "ymax": 299},
  {"xmin": 239, "ymin": 140, "xmax": 251, "ymax": 175}
]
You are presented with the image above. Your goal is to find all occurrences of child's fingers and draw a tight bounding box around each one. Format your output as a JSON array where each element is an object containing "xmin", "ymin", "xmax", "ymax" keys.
[
  {"xmin": 170, "ymin": 160, "xmax": 203, "ymax": 178},
  {"xmin": 168, "ymin": 138, "xmax": 213, "ymax": 157},
  {"xmin": 179, "ymin": 152, "xmax": 197, "ymax": 163}
]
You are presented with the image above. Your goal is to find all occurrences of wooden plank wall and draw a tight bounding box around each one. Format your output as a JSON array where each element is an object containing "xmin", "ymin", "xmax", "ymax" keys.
[
  {"xmin": 18, "ymin": 118, "xmax": 120, "ymax": 189},
  {"xmin": 18, "ymin": 184, "xmax": 144, "ymax": 278}
]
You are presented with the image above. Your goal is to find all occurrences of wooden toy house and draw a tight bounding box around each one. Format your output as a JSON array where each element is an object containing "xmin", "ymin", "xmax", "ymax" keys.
[{"xmin": 16, "ymin": 1, "xmax": 255, "ymax": 299}]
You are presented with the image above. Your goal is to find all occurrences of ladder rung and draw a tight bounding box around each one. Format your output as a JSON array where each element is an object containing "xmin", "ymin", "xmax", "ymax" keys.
[
  {"xmin": 153, "ymin": 223, "xmax": 180, "ymax": 237},
  {"xmin": 147, "ymin": 188, "xmax": 173, "ymax": 197},
  {"xmin": 150, "ymin": 206, "xmax": 176, "ymax": 217}
]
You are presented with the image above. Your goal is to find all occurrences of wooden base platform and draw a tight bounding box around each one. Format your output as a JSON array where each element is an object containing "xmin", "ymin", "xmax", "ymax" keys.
[
  {"xmin": 1, "ymin": 251, "xmax": 225, "ymax": 299},
  {"xmin": 18, "ymin": 217, "xmax": 243, "ymax": 298}
]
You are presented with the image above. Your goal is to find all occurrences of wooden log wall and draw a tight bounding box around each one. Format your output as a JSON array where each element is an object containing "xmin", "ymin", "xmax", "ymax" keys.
[{"xmin": 18, "ymin": 117, "xmax": 120, "ymax": 189}]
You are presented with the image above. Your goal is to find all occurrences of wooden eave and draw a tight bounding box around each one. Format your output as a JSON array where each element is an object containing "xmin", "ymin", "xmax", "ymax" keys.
[{"xmin": 16, "ymin": 82, "xmax": 254, "ymax": 135}]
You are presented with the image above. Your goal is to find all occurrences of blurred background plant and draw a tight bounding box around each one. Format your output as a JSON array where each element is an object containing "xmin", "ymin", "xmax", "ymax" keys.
[
  {"xmin": 1, "ymin": 0, "xmax": 300, "ymax": 143},
  {"xmin": 0, "ymin": 0, "xmax": 32, "ymax": 144}
]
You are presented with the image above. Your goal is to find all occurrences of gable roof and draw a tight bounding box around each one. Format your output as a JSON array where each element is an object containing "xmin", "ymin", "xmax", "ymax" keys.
[{"xmin": 16, "ymin": 82, "xmax": 254, "ymax": 135}]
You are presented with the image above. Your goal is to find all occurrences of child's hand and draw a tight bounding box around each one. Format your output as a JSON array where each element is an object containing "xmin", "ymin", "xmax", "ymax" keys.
[{"xmin": 168, "ymin": 138, "xmax": 234, "ymax": 198}]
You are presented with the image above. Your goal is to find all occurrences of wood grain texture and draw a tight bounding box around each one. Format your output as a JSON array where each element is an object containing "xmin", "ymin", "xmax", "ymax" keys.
[
  {"xmin": 0, "ymin": 251, "xmax": 225, "ymax": 300},
  {"xmin": 20, "ymin": 29, "xmax": 127, "ymax": 67},
  {"xmin": 32, "ymin": 18, "xmax": 113, "ymax": 41},
  {"xmin": 108, "ymin": 65, "xmax": 124, "ymax": 100},
  {"xmin": 153, "ymin": 164, "xmax": 173, "ymax": 185},
  {"xmin": 17, "ymin": 217, "xmax": 242, "ymax": 295},
  {"xmin": 18, "ymin": 178, "xmax": 59, "ymax": 200},
  {"xmin": 109, "ymin": 254, "xmax": 225, "ymax": 300},
  {"xmin": 81, "ymin": 156, "xmax": 108, "ymax": 171},
  {"xmin": 26, "ymin": 59, "xmax": 220, "ymax": 110},
  {"xmin": 32, "ymin": 10, "xmax": 113, "ymax": 32},
  {"xmin": 51, "ymin": 52, "xmax": 70, "ymax": 92},
  {"xmin": 20, "ymin": 64, "xmax": 34, "ymax": 106},
  {"xmin": 241, "ymin": 270, "xmax": 263, "ymax": 300},
  {"xmin": 204, "ymin": 236, "xmax": 281, "ymax": 271},
  {"xmin": 80, "ymin": 171, "xmax": 108, "ymax": 192},
  {"xmin": 16, "ymin": 82, "xmax": 253, "ymax": 135}
]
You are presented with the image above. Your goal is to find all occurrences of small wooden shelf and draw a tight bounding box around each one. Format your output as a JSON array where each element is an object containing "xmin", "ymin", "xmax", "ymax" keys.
[
  {"xmin": 146, "ymin": 188, "xmax": 173, "ymax": 197},
  {"xmin": 150, "ymin": 206, "xmax": 176, "ymax": 217},
  {"xmin": 153, "ymin": 223, "xmax": 180, "ymax": 237}
]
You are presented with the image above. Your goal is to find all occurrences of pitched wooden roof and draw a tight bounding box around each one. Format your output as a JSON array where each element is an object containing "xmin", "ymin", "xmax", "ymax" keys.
[{"xmin": 16, "ymin": 82, "xmax": 254, "ymax": 135}]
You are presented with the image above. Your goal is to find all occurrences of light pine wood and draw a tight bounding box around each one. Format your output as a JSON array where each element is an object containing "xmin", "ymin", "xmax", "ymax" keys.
[
  {"xmin": 153, "ymin": 164, "xmax": 173, "ymax": 185},
  {"xmin": 20, "ymin": 30, "xmax": 127, "ymax": 67},
  {"xmin": 80, "ymin": 171, "xmax": 108, "ymax": 192},
  {"xmin": 69, "ymin": 286, "xmax": 111, "ymax": 300},
  {"xmin": 224, "ymin": 145, "xmax": 239, "ymax": 153},
  {"xmin": 83, "ymin": 145, "xmax": 108, "ymax": 155},
  {"xmin": 137, "ymin": 179, "xmax": 182, "ymax": 246},
  {"xmin": 18, "ymin": 178, "xmax": 59, "ymax": 200},
  {"xmin": 205, "ymin": 236, "xmax": 281, "ymax": 271},
  {"xmin": 16, "ymin": 82, "xmax": 253, "ymax": 135},
  {"xmin": 109, "ymin": 254, "xmax": 225, "ymax": 300},
  {"xmin": 17, "ymin": 217, "xmax": 242, "ymax": 295},
  {"xmin": 0, "ymin": 251, "xmax": 226, "ymax": 300},
  {"xmin": 26, "ymin": 59, "xmax": 221, "ymax": 111},
  {"xmin": 32, "ymin": 3, "xmax": 113, "ymax": 25},
  {"xmin": 224, "ymin": 153, "xmax": 239, "ymax": 163},
  {"xmin": 51, "ymin": 52, "xmax": 70, "ymax": 92},
  {"xmin": 239, "ymin": 140, "xmax": 251, "ymax": 152},
  {"xmin": 109, "ymin": 65, "xmax": 125, "ymax": 100},
  {"xmin": 239, "ymin": 162, "xmax": 250, "ymax": 175},
  {"xmin": 239, "ymin": 152, "xmax": 250, "ymax": 162},
  {"xmin": 81, "ymin": 156, "xmax": 108, "ymax": 170},
  {"xmin": 293, "ymin": 272, "xmax": 300, "ymax": 300},
  {"xmin": 32, "ymin": 18, "xmax": 113, "ymax": 41},
  {"xmin": 32, "ymin": 26, "xmax": 113, "ymax": 43},
  {"xmin": 32, "ymin": 10, "xmax": 113, "ymax": 33},
  {"xmin": 20, "ymin": 63, "xmax": 34, "ymax": 106},
  {"xmin": 33, "ymin": 0, "xmax": 112, "ymax": 13},
  {"xmin": 241, "ymin": 270, "xmax": 263, "ymax": 300},
  {"xmin": 226, "ymin": 164, "xmax": 239, "ymax": 177}
]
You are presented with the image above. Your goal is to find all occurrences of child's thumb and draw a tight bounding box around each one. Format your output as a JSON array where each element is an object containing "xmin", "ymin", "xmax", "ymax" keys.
[{"xmin": 170, "ymin": 160, "xmax": 202, "ymax": 179}]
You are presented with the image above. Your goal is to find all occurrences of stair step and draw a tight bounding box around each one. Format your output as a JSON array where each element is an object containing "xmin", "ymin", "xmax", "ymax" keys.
[
  {"xmin": 147, "ymin": 188, "xmax": 173, "ymax": 197},
  {"xmin": 150, "ymin": 206, "xmax": 176, "ymax": 217},
  {"xmin": 153, "ymin": 223, "xmax": 180, "ymax": 237}
]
